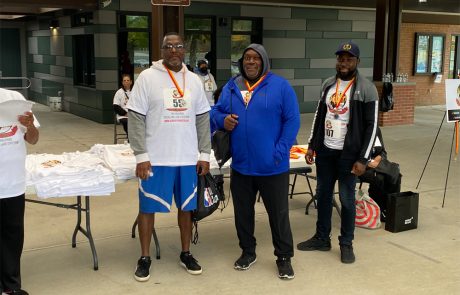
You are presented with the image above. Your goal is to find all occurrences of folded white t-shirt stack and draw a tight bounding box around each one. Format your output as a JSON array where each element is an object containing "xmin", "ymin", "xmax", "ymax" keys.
[
  {"xmin": 89, "ymin": 143, "xmax": 136, "ymax": 180},
  {"xmin": 26, "ymin": 151, "xmax": 115, "ymax": 198}
]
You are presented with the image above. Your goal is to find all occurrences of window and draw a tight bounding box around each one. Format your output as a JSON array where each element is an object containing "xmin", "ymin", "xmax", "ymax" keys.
[
  {"xmin": 118, "ymin": 14, "xmax": 150, "ymax": 81},
  {"xmin": 231, "ymin": 18, "xmax": 262, "ymax": 76},
  {"xmin": 184, "ymin": 16, "xmax": 214, "ymax": 74},
  {"xmin": 73, "ymin": 35, "xmax": 95, "ymax": 87},
  {"xmin": 414, "ymin": 33, "xmax": 445, "ymax": 75},
  {"xmin": 448, "ymin": 35, "xmax": 460, "ymax": 79}
]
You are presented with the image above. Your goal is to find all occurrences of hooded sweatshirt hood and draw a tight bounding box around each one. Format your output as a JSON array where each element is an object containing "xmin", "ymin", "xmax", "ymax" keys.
[
  {"xmin": 238, "ymin": 43, "xmax": 270, "ymax": 82},
  {"xmin": 151, "ymin": 59, "xmax": 187, "ymax": 72}
]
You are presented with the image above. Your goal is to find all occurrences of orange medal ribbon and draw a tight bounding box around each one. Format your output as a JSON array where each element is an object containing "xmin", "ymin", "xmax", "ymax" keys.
[
  {"xmin": 331, "ymin": 77, "xmax": 355, "ymax": 109},
  {"xmin": 165, "ymin": 65, "xmax": 185, "ymax": 97},
  {"xmin": 243, "ymin": 74, "xmax": 267, "ymax": 105}
]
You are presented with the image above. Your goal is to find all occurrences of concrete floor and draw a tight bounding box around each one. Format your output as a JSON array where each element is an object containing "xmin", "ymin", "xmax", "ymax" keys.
[{"xmin": 19, "ymin": 103, "xmax": 459, "ymax": 295}]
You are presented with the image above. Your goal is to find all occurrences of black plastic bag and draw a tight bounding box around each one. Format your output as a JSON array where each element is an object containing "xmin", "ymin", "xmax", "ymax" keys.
[
  {"xmin": 211, "ymin": 130, "xmax": 231, "ymax": 168},
  {"xmin": 380, "ymin": 82, "xmax": 394, "ymax": 112},
  {"xmin": 192, "ymin": 173, "xmax": 225, "ymax": 222},
  {"xmin": 192, "ymin": 173, "xmax": 226, "ymax": 244}
]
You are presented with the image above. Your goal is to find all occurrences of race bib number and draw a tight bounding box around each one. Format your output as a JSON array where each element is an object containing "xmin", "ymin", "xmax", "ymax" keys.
[
  {"xmin": 163, "ymin": 88, "xmax": 190, "ymax": 112},
  {"xmin": 324, "ymin": 119, "xmax": 343, "ymax": 139},
  {"xmin": 204, "ymin": 80, "xmax": 214, "ymax": 92}
]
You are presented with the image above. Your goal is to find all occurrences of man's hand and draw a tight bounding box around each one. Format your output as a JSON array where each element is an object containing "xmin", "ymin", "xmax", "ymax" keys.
[
  {"xmin": 351, "ymin": 161, "xmax": 366, "ymax": 176},
  {"xmin": 224, "ymin": 114, "xmax": 238, "ymax": 131},
  {"xmin": 305, "ymin": 148, "xmax": 315, "ymax": 165},
  {"xmin": 136, "ymin": 161, "xmax": 152, "ymax": 180},
  {"xmin": 18, "ymin": 111, "xmax": 34, "ymax": 128},
  {"xmin": 196, "ymin": 160, "xmax": 209, "ymax": 176}
]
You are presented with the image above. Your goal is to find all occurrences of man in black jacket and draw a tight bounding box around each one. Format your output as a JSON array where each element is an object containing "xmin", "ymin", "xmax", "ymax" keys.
[{"xmin": 297, "ymin": 41, "xmax": 378, "ymax": 264}]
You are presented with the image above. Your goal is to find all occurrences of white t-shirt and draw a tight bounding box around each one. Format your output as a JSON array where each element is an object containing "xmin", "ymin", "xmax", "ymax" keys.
[
  {"xmin": 324, "ymin": 79, "xmax": 352, "ymax": 150},
  {"xmin": 127, "ymin": 60, "xmax": 210, "ymax": 166},
  {"xmin": 0, "ymin": 89, "xmax": 40, "ymax": 199},
  {"xmin": 113, "ymin": 88, "xmax": 131, "ymax": 121}
]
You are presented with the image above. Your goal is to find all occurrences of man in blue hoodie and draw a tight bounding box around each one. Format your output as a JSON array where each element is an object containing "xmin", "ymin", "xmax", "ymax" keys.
[{"xmin": 211, "ymin": 44, "xmax": 300, "ymax": 280}]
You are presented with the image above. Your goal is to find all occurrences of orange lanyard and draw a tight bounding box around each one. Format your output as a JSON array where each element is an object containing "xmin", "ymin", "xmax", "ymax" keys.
[
  {"xmin": 332, "ymin": 78, "xmax": 355, "ymax": 108},
  {"xmin": 244, "ymin": 74, "xmax": 266, "ymax": 93},
  {"xmin": 165, "ymin": 65, "xmax": 185, "ymax": 97}
]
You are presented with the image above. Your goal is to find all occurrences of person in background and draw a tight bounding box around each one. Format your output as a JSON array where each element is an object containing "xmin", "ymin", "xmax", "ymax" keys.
[
  {"xmin": 211, "ymin": 44, "xmax": 300, "ymax": 280},
  {"xmin": 195, "ymin": 60, "xmax": 217, "ymax": 106},
  {"xmin": 0, "ymin": 88, "xmax": 40, "ymax": 295},
  {"xmin": 297, "ymin": 41, "xmax": 378, "ymax": 264},
  {"xmin": 113, "ymin": 74, "xmax": 133, "ymax": 135},
  {"xmin": 127, "ymin": 32, "xmax": 211, "ymax": 282}
]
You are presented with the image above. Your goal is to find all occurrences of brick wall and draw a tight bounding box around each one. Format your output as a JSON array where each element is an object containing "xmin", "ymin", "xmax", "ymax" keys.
[
  {"xmin": 399, "ymin": 23, "xmax": 460, "ymax": 106},
  {"xmin": 376, "ymin": 83, "xmax": 416, "ymax": 126}
]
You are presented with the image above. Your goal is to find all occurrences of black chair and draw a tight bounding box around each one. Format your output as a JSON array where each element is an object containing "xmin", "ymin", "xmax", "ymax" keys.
[
  {"xmin": 114, "ymin": 114, "xmax": 128, "ymax": 144},
  {"xmin": 131, "ymin": 218, "xmax": 161, "ymax": 259}
]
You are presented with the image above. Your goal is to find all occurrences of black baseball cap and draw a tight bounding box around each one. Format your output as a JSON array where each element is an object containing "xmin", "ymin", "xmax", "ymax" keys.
[{"xmin": 335, "ymin": 41, "xmax": 360, "ymax": 58}]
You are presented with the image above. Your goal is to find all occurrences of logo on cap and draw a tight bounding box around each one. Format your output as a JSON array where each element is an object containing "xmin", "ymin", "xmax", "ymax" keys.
[{"xmin": 343, "ymin": 44, "xmax": 352, "ymax": 51}]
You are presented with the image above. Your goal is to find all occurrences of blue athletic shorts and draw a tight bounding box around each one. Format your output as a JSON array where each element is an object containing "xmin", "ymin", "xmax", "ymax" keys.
[{"xmin": 138, "ymin": 165, "xmax": 197, "ymax": 213}]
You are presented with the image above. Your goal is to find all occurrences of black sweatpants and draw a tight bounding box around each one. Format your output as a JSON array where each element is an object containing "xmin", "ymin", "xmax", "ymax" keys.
[
  {"xmin": 230, "ymin": 170, "xmax": 293, "ymax": 258},
  {"xmin": 0, "ymin": 194, "xmax": 25, "ymax": 292}
]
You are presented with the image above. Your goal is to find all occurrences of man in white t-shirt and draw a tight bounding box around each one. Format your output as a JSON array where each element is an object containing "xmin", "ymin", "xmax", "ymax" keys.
[
  {"xmin": 0, "ymin": 88, "xmax": 39, "ymax": 295},
  {"xmin": 113, "ymin": 74, "xmax": 132, "ymax": 135},
  {"xmin": 127, "ymin": 32, "xmax": 211, "ymax": 282}
]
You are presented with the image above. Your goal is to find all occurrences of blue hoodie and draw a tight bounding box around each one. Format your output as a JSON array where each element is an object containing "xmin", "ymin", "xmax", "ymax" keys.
[{"xmin": 211, "ymin": 44, "xmax": 300, "ymax": 176}]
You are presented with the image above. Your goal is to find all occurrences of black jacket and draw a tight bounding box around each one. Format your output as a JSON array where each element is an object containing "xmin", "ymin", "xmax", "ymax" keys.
[{"xmin": 308, "ymin": 71, "xmax": 379, "ymax": 164}]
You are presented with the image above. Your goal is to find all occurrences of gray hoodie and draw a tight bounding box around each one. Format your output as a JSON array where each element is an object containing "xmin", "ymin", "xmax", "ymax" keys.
[{"xmin": 235, "ymin": 43, "xmax": 270, "ymax": 88}]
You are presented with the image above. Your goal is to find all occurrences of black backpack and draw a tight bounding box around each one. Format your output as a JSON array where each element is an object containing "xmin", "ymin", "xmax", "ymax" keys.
[{"xmin": 380, "ymin": 82, "xmax": 394, "ymax": 112}]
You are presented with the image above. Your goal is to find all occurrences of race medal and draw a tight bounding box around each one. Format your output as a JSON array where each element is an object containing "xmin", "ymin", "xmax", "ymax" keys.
[
  {"xmin": 163, "ymin": 88, "xmax": 190, "ymax": 112},
  {"xmin": 204, "ymin": 80, "xmax": 214, "ymax": 92},
  {"xmin": 241, "ymin": 90, "xmax": 252, "ymax": 105}
]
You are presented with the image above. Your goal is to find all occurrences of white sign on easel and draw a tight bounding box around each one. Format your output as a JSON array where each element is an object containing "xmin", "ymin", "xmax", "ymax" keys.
[{"xmin": 445, "ymin": 79, "xmax": 460, "ymax": 122}]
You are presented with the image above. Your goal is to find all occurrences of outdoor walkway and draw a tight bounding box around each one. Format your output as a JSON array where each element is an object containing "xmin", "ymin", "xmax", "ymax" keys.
[{"xmin": 20, "ymin": 103, "xmax": 459, "ymax": 295}]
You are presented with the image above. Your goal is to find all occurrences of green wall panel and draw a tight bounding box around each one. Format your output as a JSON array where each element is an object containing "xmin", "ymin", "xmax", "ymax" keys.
[
  {"xmin": 28, "ymin": 62, "xmax": 50, "ymax": 74},
  {"xmin": 28, "ymin": 90, "xmax": 48, "ymax": 105},
  {"xmin": 292, "ymin": 86, "xmax": 304, "ymax": 104},
  {"xmin": 65, "ymin": 67, "xmax": 73, "ymax": 78},
  {"xmin": 42, "ymin": 55, "xmax": 56, "ymax": 65},
  {"xmin": 37, "ymin": 36, "xmax": 50, "ymax": 55},
  {"xmin": 292, "ymin": 8, "xmax": 338, "ymax": 20},
  {"xmin": 64, "ymin": 35, "xmax": 73, "ymax": 57},
  {"xmin": 306, "ymin": 38, "xmax": 349, "ymax": 58},
  {"xmin": 264, "ymin": 30, "xmax": 286, "ymax": 38},
  {"xmin": 299, "ymin": 101, "xmax": 318, "ymax": 113},
  {"xmin": 95, "ymin": 57, "xmax": 119, "ymax": 70},
  {"xmin": 271, "ymin": 58, "xmax": 310, "ymax": 69},
  {"xmin": 185, "ymin": 3, "xmax": 240, "ymax": 16},
  {"xmin": 42, "ymin": 80, "xmax": 64, "ymax": 97},
  {"xmin": 294, "ymin": 68, "xmax": 335, "ymax": 79},
  {"xmin": 323, "ymin": 32, "xmax": 368, "ymax": 39},
  {"xmin": 307, "ymin": 20, "xmax": 352, "ymax": 32},
  {"xmin": 85, "ymin": 25, "xmax": 117, "ymax": 34}
]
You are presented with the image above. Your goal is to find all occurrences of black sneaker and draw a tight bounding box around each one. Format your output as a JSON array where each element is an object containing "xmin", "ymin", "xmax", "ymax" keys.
[
  {"xmin": 297, "ymin": 235, "xmax": 331, "ymax": 251},
  {"xmin": 340, "ymin": 244, "xmax": 355, "ymax": 264},
  {"xmin": 234, "ymin": 253, "xmax": 257, "ymax": 270},
  {"xmin": 180, "ymin": 252, "xmax": 202, "ymax": 275},
  {"xmin": 4, "ymin": 289, "xmax": 29, "ymax": 295},
  {"xmin": 276, "ymin": 257, "xmax": 295, "ymax": 280},
  {"xmin": 134, "ymin": 256, "xmax": 152, "ymax": 282}
]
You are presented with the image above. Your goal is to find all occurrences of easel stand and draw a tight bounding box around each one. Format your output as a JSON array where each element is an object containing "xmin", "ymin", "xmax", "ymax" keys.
[{"xmin": 416, "ymin": 111, "xmax": 457, "ymax": 207}]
